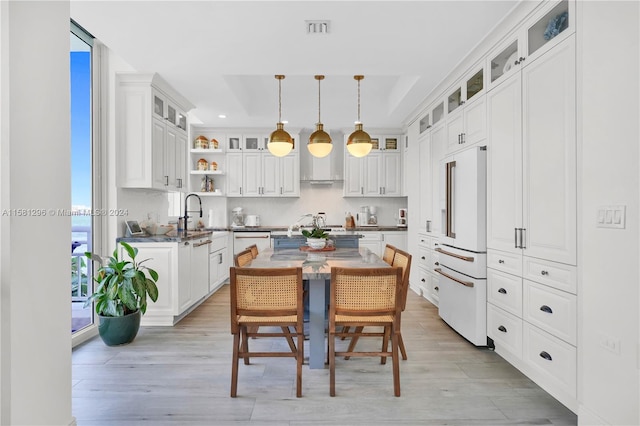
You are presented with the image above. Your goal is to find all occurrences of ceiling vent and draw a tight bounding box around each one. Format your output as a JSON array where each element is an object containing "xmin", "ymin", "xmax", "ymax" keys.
[{"xmin": 306, "ymin": 20, "xmax": 330, "ymax": 35}]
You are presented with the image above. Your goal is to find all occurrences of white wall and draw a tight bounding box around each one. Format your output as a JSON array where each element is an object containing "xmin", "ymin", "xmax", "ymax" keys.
[
  {"xmin": 578, "ymin": 1, "xmax": 640, "ymax": 425},
  {"xmin": 0, "ymin": 2, "xmax": 73, "ymax": 425}
]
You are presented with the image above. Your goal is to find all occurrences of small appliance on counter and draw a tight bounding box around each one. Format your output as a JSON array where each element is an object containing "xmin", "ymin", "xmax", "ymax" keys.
[
  {"xmin": 368, "ymin": 206, "xmax": 378, "ymax": 225},
  {"xmin": 231, "ymin": 207, "xmax": 244, "ymax": 228},
  {"xmin": 245, "ymin": 214, "xmax": 260, "ymax": 227},
  {"xmin": 397, "ymin": 208, "xmax": 408, "ymax": 227},
  {"xmin": 357, "ymin": 206, "xmax": 377, "ymax": 226}
]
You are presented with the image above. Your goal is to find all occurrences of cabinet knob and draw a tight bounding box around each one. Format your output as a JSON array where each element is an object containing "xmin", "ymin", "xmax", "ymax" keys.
[
  {"xmin": 498, "ymin": 325, "xmax": 507, "ymax": 333},
  {"xmin": 434, "ymin": 262, "xmax": 439, "ymax": 266},
  {"xmin": 541, "ymin": 270, "xmax": 549, "ymax": 276},
  {"xmin": 498, "ymin": 259, "xmax": 505, "ymax": 264},
  {"xmin": 421, "ymin": 278, "xmax": 426, "ymax": 283},
  {"xmin": 434, "ymin": 286, "xmax": 439, "ymax": 291},
  {"xmin": 498, "ymin": 288, "xmax": 507, "ymax": 294},
  {"xmin": 421, "ymin": 256, "xmax": 426, "ymax": 260},
  {"xmin": 539, "ymin": 351, "xmax": 552, "ymax": 361}
]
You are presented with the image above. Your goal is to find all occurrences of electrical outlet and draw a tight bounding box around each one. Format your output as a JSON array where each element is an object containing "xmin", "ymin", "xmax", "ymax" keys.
[
  {"xmin": 597, "ymin": 205, "xmax": 626, "ymax": 229},
  {"xmin": 599, "ymin": 333, "xmax": 621, "ymax": 355}
]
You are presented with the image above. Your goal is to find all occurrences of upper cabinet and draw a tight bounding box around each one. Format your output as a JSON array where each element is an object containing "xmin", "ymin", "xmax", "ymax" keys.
[
  {"xmin": 117, "ymin": 73, "xmax": 194, "ymax": 191},
  {"xmin": 445, "ymin": 66, "xmax": 487, "ymax": 154},
  {"xmin": 488, "ymin": 0, "xmax": 573, "ymax": 91},
  {"xmin": 343, "ymin": 134, "xmax": 403, "ymax": 197}
]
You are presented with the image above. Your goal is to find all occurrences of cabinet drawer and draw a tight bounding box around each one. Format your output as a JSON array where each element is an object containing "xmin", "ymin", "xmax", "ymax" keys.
[
  {"xmin": 487, "ymin": 249, "xmax": 522, "ymax": 275},
  {"xmin": 418, "ymin": 233, "xmax": 430, "ymax": 248},
  {"xmin": 430, "ymin": 238, "xmax": 441, "ymax": 251},
  {"xmin": 523, "ymin": 257, "xmax": 576, "ymax": 294},
  {"xmin": 428, "ymin": 270, "xmax": 440, "ymax": 305},
  {"xmin": 417, "ymin": 267, "xmax": 429, "ymax": 295},
  {"xmin": 487, "ymin": 304, "xmax": 522, "ymax": 358},
  {"xmin": 487, "ymin": 268, "xmax": 522, "ymax": 317},
  {"xmin": 523, "ymin": 280, "xmax": 576, "ymax": 345},
  {"xmin": 522, "ymin": 323, "xmax": 576, "ymax": 398},
  {"xmin": 418, "ymin": 247, "xmax": 431, "ymax": 270},
  {"xmin": 209, "ymin": 236, "xmax": 226, "ymax": 253},
  {"xmin": 432, "ymin": 251, "xmax": 440, "ymax": 270}
]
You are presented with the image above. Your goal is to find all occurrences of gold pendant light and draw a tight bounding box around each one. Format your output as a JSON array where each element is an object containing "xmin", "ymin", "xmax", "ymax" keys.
[
  {"xmin": 346, "ymin": 75, "xmax": 372, "ymax": 158},
  {"xmin": 308, "ymin": 75, "xmax": 333, "ymax": 158},
  {"xmin": 268, "ymin": 75, "xmax": 293, "ymax": 157}
]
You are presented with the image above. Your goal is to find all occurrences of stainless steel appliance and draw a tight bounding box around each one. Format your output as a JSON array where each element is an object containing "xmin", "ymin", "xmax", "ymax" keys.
[
  {"xmin": 435, "ymin": 146, "xmax": 487, "ymax": 346},
  {"xmin": 233, "ymin": 231, "xmax": 271, "ymax": 254}
]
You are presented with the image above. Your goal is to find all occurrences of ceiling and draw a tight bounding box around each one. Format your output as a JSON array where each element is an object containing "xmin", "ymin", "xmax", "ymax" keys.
[{"xmin": 71, "ymin": 1, "xmax": 520, "ymax": 132}]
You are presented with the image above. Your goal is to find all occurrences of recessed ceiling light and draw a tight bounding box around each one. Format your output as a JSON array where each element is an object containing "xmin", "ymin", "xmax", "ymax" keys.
[{"xmin": 218, "ymin": 114, "xmax": 226, "ymax": 119}]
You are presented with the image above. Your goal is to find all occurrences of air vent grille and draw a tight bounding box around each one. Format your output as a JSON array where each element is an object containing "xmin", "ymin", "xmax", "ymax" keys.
[{"xmin": 305, "ymin": 20, "xmax": 330, "ymax": 34}]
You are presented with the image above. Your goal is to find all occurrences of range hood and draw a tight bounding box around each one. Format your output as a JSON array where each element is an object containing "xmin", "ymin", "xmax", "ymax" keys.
[{"xmin": 300, "ymin": 129, "xmax": 344, "ymax": 184}]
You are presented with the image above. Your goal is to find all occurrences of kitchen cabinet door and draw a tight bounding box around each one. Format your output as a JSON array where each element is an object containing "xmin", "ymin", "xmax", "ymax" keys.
[
  {"xmin": 343, "ymin": 155, "xmax": 364, "ymax": 196},
  {"xmin": 279, "ymin": 152, "xmax": 300, "ymax": 196},
  {"xmin": 418, "ymin": 132, "xmax": 431, "ymax": 233},
  {"xmin": 381, "ymin": 152, "xmax": 402, "ymax": 196},
  {"xmin": 242, "ymin": 153, "xmax": 262, "ymax": 196},
  {"xmin": 151, "ymin": 117, "xmax": 168, "ymax": 189},
  {"xmin": 190, "ymin": 239, "xmax": 210, "ymax": 302},
  {"xmin": 226, "ymin": 153, "xmax": 243, "ymax": 197},
  {"xmin": 521, "ymin": 37, "xmax": 576, "ymax": 265},
  {"xmin": 430, "ymin": 124, "xmax": 445, "ymax": 235},
  {"xmin": 177, "ymin": 242, "xmax": 192, "ymax": 312},
  {"xmin": 362, "ymin": 154, "xmax": 382, "ymax": 196},
  {"xmin": 486, "ymin": 73, "xmax": 523, "ymax": 254},
  {"xmin": 261, "ymin": 153, "xmax": 280, "ymax": 196}
]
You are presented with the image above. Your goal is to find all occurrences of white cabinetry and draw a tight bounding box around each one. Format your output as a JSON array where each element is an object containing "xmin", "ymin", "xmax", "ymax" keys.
[
  {"xmin": 222, "ymin": 134, "xmax": 299, "ymax": 198},
  {"xmin": 486, "ymin": 7, "xmax": 577, "ymax": 411},
  {"xmin": 208, "ymin": 233, "xmax": 230, "ymax": 293},
  {"xmin": 125, "ymin": 235, "xmax": 212, "ymax": 326},
  {"xmin": 413, "ymin": 233, "xmax": 440, "ymax": 306},
  {"xmin": 117, "ymin": 73, "xmax": 193, "ymax": 191},
  {"xmin": 343, "ymin": 135, "xmax": 403, "ymax": 197},
  {"xmin": 487, "ymin": 35, "xmax": 576, "ymax": 265},
  {"xmin": 445, "ymin": 67, "xmax": 486, "ymax": 154}
]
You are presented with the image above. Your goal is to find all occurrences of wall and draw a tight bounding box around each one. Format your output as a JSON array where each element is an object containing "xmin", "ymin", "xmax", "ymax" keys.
[
  {"xmin": 0, "ymin": 1, "xmax": 74, "ymax": 425},
  {"xmin": 578, "ymin": 1, "xmax": 640, "ymax": 424}
]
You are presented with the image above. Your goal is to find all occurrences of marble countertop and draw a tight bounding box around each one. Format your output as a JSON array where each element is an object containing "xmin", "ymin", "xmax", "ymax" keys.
[
  {"xmin": 218, "ymin": 225, "xmax": 407, "ymax": 232},
  {"xmin": 117, "ymin": 230, "xmax": 214, "ymax": 243}
]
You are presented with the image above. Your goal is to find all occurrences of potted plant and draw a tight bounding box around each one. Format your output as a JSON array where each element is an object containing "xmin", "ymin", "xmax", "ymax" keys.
[
  {"xmin": 301, "ymin": 227, "xmax": 329, "ymax": 249},
  {"xmin": 84, "ymin": 241, "xmax": 159, "ymax": 346}
]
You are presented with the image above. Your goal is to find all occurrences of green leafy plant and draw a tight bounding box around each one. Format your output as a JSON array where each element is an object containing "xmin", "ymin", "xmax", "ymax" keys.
[
  {"xmin": 84, "ymin": 241, "xmax": 159, "ymax": 317},
  {"xmin": 71, "ymin": 256, "xmax": 88, "ymax": 297},
  {"xmin": 301, "ymin": 227, "xmax": 329, "ymax": 239}
]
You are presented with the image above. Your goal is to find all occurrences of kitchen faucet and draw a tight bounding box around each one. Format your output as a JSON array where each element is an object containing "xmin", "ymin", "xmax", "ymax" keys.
[{"xmin": 182, "ymin": 193, "xmax": 203, "ymax": 234}]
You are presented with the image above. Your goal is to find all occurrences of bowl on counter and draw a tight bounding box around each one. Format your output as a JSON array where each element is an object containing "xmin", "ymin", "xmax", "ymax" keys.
[{"xmin": 144, "ymin": 224, "xmax": 174, "ymax": 235}]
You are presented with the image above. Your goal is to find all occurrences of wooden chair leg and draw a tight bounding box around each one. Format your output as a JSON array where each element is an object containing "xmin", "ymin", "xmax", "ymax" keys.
[
  {"xmin": 231, "ymin": 333, "xmax": 240, "ymax": 397},
  {"xmin": 296, "ymin": 325, "xmax": 303, "ymax": 397},
  {"xmin": 340, "ymin": 326, "xmax": 350, "ymax": 340},
  {"xmin": 398, "ymin": 332, "xmax": 407, "ymax": 361},
  {"xmin": 329, "ymin": 328, "xmax": 336, "ymax": 397},
  {"xmin": 381, "ymin": 326, "xmax": 391, "ymax": 365},
  {"xmin": 392, "ymin": 329, "xmax": 401, "ymax": 397},
  {"xmin": 241, "ymin": 326, "xmax": 250, "ymax": 365},
  {"xmin": 281, "ymin": 326, "xmax": 297, "ymax": 354},
  {"xmin": 344, "ymin": 326, "xmax": 364, "ymax": 360}
]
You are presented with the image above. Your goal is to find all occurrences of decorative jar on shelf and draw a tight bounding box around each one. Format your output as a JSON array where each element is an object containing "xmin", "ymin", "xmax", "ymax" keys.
[
  {"xmin": 209, "ymin": 138, "xmax": 219, "ymax": 149},
  {"xmin": 210, "ymin": 161, "xmax": 218, "ymax": 171}
]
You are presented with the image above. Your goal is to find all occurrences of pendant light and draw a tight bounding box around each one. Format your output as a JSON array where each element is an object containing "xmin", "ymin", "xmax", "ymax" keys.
[
  {"xmin": 346, "ymin": 75, "xmax": 372, "ymax": 158},
  {"xmin": 268, "ymin": 75, "xmax": 293, "ymax": 157},
  {"xmin": 308, "ymin": 75, "xmax": 333, "ymax": 158}
]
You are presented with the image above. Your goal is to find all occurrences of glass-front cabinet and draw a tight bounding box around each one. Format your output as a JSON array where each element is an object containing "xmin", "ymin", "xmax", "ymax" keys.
[
  {"xmin": 488, "ymin": 0, "xmax": 572, "ymax": 89},
  {"xmin": 370, "ymin": 136, "xmax": 400, "ymax": 152},
  {"xmin": 432, "ymin": 102, "xmax": 445, "ymax": 127},
  {"xmin": 419, "ymin": 112, "xmax": 431, "ymax": 134}
]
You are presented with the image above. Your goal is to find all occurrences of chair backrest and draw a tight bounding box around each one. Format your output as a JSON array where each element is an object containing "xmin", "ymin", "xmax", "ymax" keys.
[
  {"xmin": 330, "ymin": 267, "xmax": 402, "ymax": 318},
  {"xmin": 382, "ymin": 244, "xmax": 397, "ymax": 265},
  {"xmin": 391, "ymin": 248, "xmax": 412, "ymax": 312},
  {"xmin": 230, "ymin": 267, "xmax": 303, "ymax": 331},
  {"xmin": 246, "ymin": 244, "xmax": 259, "ymax": 259},
  {"xmin": 234, "ymin": 249, "xmax": 254, "ymax": 267}
]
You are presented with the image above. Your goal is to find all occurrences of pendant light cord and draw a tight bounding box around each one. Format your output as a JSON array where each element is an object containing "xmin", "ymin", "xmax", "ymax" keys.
[
  {"xmin": 357, "ymin": 78, "xmax": 361, "ymax": 122},
  {"xmin": 278, "ymin": 77, "xmax": 282, "ymax": 123},
  {"xmin": 318, "ymin": 77, "xmax": 321, "ymax": 123}
]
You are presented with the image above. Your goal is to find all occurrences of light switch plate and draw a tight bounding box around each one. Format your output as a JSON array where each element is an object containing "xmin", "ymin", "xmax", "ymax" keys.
[{"xmin": 597, "ymin": 205, "xmax": 626, "ymax": 229}]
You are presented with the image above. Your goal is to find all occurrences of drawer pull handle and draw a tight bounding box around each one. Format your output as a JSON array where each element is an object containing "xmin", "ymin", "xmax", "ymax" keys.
[
  {"xmin": 434, "ymin": 268, "xmax": 474, "ymax": 288},
  {"xmin": 540, "ymin": 305, "xmax": 553, "ymax": 314},
  {"xmin": 435, "ymin": 247, "xmax": 474, "ymax": 262},
  {"xmin": 498, "ymin": 259, "xmax": 505, "ymax": 264},
  {"xmin": 539, "ymin": 351, "xmax": 553, "ymax": 361},
  {"xmin": 498, "ymin": 288, "xmax": 507, "ymax": 294},
  {"xmin": 498, "ymin": 325, "xmax": 507, "ymax": 333},
  {"xmin": 541, "ymin": 270, "xmax": 549, "ymax": 276},
  {"xmin": 434, "ymin": 262, "xmax": 439, "ymax": 266}
]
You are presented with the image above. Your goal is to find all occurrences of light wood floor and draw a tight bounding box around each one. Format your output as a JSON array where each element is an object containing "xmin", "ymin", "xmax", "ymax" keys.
[{"xmin": 72, "ymin": 285, "xmax": 577, "ymax": 425}]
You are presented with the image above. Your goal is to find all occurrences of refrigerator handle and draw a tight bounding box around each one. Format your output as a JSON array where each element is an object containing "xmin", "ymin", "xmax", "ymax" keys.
[
  {"xmin": 521, "ymin": 228, "xmax": 526, "ymax": 249},
  {"xmin": 514, "ymin": 228, "xmax": 519, "ymax": 248},
  {"xmin": 445, "ymin": 160, "xmax": 456, "ymax": 239}
]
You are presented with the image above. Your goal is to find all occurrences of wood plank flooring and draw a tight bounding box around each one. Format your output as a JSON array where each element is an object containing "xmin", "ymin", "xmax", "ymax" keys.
[{"xmin": 72, "ymin": 285, "xmax": 577, "ymax": 425}]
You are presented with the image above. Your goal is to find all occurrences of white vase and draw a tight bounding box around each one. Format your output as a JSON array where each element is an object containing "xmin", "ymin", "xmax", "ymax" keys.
[{"xmin": 306, "ymin": 238, "xmax": 326, "ymax": 249}]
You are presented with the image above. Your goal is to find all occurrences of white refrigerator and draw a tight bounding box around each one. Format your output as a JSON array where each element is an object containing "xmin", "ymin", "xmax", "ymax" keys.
[{"xmin": 436, "ymin": 146, "xmax": 488, "ymax": 346}]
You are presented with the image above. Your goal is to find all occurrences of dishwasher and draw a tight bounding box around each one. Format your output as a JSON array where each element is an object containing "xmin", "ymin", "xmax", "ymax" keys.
[{"xmin": 233, "ymin": 231, "xmax": 271, "ymax": 254}]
